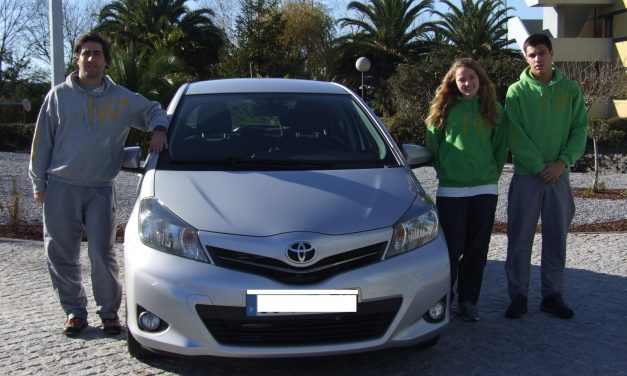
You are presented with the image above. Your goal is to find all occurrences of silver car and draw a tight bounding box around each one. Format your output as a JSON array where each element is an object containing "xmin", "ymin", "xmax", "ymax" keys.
[{"xmin": 122, "ymin": 78, "xmax": 449, "ymax": 359}]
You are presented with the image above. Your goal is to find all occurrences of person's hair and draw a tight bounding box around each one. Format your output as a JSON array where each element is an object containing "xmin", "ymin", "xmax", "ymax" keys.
[
  {"xmin": 523, "ymin": 33, "xmax": 553, "ymax": 54},
  {"xmin": 425, "ymin": 58, "xmax": 499, "ymax": 130},
  {"xmin": 73, "ymin": 32, "xmax": 112, "ymax": 69}
]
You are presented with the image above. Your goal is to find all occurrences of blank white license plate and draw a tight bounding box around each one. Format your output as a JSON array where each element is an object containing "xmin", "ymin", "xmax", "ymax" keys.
[{"xmin": 246, "ymin": 290, "xmax": 358, "ymax": 316}]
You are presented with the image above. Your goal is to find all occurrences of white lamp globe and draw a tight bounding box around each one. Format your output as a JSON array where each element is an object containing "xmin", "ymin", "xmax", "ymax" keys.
[{"xmin": 355, "ymin": 57, "xmax": 371, "ymax": 72}]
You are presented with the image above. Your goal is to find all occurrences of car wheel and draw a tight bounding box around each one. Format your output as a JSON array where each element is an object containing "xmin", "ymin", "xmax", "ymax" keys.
[
  {"xmin": 127, "ymin": 328, "xmax": 154, "ymax": 359},
  {"xmin": 125, "ymin": 306, "xmax": 155, "ymax": 359}
]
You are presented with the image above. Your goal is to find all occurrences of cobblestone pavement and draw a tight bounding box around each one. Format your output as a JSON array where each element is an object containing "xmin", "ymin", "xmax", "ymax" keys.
[{"xmin": 1, "ymin": 234, "xmax": 626, "ymax": 376}]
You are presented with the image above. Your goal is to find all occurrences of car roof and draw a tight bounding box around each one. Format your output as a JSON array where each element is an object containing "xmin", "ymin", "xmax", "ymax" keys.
[{"xmin": 184, "ymin": 78, "xmax": 351, "ymax": 95}]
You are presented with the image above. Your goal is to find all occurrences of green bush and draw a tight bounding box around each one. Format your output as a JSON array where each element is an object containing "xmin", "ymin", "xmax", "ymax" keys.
[
  {"xmin": 0, "ymin": 123, "xmax": 35, "ymax": 152},
  {"xmin": 386, "ymin": 114, "xmax": 426, "ymax": 147},
  {"xmin": 605, "ymin": 117, "xmax": 627, "ymax": 151},
  {"xmin": 386, "ymin": 59, "xmax": 449, "ymax": 147}
]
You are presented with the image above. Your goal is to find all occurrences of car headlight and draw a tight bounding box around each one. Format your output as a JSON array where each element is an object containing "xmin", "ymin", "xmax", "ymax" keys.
[
  {"xmin": 386, "ymin": 207, "xmax": 439, "ymax": 258},
  {"xmin": 138, "ymin": 197, "xmax": 209, "ymax": 263}
]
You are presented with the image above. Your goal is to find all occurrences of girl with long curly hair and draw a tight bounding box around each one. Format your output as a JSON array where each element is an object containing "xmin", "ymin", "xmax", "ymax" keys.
[{"xmin": 425, "ymin": 58, "xmax": 508, "ymax": 322}]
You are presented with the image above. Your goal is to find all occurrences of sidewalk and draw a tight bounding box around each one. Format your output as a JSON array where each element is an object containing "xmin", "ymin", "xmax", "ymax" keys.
[{"xmin": 1, "ymin": 233, "xmax": 626, "ymax": 375}]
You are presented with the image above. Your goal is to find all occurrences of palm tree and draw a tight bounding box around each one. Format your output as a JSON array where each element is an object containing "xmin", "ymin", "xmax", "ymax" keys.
[
  {"xmin": 331, "ymin": 0, "xmax": 432, "ymax": 115},
  {"xmin": 335, "ymin": 0, "xmax": 432, "ymax": 75},
  {"xmin": 107, "ymin": 42, "xmax": 194, "ymax": 104},
  {"xmin": 97, "ymin": 0, "xmax": 224, "ymax": 79},
  {"xmin": 428, "ymin": 0, "xmax": 515, "ymax": 59}
]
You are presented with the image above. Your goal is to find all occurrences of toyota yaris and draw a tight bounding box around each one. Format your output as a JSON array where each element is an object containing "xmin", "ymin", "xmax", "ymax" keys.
[{"xmin": 122, "ymin": 78, "xmax": 449, "ymax": 359}]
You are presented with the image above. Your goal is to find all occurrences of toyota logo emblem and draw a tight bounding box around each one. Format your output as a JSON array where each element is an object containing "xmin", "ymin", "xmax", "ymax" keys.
[{"xmin": 286, "ymin": 241, "xmax": 317, "ymax": 264}]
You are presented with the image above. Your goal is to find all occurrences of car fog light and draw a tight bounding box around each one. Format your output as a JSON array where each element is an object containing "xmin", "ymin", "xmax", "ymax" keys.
[
  {"xmin": 138, "ymin": 311, "xmax": 161, "ymax": 332},
  {"xmin": 423, "ymin": 301, "xmax": 446, "ymax": 323}
]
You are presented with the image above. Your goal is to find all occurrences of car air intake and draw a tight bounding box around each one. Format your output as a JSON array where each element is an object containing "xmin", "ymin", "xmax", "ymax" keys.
[{"xmin": 196, "ymin": 297, "xmax": 402, "ymax": 346}]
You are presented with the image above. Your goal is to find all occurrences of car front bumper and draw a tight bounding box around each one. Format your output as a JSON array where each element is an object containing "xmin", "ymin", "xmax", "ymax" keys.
[{"xmin": 123, "ymin": 229, "xmax": 450, "ymax": 358}]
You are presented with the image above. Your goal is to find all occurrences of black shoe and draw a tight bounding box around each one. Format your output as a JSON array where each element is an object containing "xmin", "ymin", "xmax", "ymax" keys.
[
  {"xmin": 63, "ymin": 314, "xmax": 88, "ymax": 336},
  {"xmin": 102, "ymin": 314, "xmax": 122, "ymax": 335},
  {"xmin": 460, "ymin": 302, "xmax": 480, "ymax": 322},
  {"xmin": 505, "ymin": 293, "xmax": 528, "ymax": 319},
  {"xmin": 541, "ymin": 293, "xmax": 574, "ymax": 319}
]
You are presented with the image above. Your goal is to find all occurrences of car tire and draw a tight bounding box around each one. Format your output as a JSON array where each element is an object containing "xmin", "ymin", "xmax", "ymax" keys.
[
  {"xmin": 127, "ymin": 328, "xmax": 154, "ymax": 359},
  {"xmin": 125, "ymin": 306, "xmax": 155, "ymax": 359}
]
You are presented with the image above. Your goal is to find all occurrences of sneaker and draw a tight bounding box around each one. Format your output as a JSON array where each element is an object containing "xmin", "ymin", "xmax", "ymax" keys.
[
  {"xmin": 460, "ymin": 302, "xmax": 480, "ymax": 322},
  {"xmin": 541, "ymin": 293, "xmax": 574, "ymax": 319},
  {"xmin": 63, "ymin": 314, "xmax": 88, "ymax": 336},
  {"xmin": 505, "ymin": 293, "xmax": 528, "ymax": 319},
  {"xmin": 102, "ymin": 315, "xmax": 122, "ymax": 335}
]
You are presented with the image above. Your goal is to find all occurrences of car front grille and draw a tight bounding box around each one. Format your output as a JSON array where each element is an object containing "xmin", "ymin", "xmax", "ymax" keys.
[
  {"xmin": 206, "ymin": 242, "xmax": 388, "ymax": 284},
  {"xmin": 196, "ymin": 297, "xmax": 402, "ymax": 346}
]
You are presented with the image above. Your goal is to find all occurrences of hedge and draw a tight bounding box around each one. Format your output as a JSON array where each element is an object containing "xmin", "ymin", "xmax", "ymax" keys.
[{"xmin": 0, "ymin": 123, "xmax": 35, "ymax": 152}]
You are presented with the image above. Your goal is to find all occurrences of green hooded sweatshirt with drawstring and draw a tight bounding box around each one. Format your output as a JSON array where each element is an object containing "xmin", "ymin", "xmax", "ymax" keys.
[
  {"xmin": 425, "ymin": 96, "xmax": 508, "ymax": 188},
  {"xmin": 505, "ymin": 65, "xmax": 588, "ymax": 175}
]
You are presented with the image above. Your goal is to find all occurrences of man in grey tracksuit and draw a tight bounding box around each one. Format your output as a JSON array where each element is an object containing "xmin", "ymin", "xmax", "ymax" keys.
[{"xmin": 29, "ymin": 32, "xmax": 169, "ymax": 336}]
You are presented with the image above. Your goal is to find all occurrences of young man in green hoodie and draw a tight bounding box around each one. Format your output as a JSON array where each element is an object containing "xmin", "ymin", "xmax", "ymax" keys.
[{"xmin": 504, "ymin": 34, "xmax": 588, "ymax": 319}]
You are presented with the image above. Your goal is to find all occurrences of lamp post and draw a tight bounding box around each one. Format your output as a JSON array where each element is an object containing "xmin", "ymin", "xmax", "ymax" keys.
[{"xmin": 355, "ymin": 57, "xmax": 371, "ymax": 100}]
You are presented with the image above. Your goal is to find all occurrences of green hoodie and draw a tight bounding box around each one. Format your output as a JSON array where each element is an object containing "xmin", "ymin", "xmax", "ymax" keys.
[
  {"xmin": 425, "ymin": 96, "xmax": 507, "ymax": 188},
  {"xmin": 505, "ymin": 66, "xmax": 588, "ymax": 175}
]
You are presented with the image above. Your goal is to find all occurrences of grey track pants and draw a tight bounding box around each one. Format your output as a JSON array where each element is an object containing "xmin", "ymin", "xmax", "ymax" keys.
[
  {"xmin": 43, "ymin": 179, "xmax": 121, "ymax": 319},
  {"xmin": 505, "ymin": 173, "xmax": 575, "ymax": 299}
]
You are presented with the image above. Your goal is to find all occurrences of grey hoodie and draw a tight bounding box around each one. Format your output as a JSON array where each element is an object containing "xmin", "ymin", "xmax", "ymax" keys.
[{"xmin": 29, "ymin": 72, "xmax": 168, "ymax": 193}]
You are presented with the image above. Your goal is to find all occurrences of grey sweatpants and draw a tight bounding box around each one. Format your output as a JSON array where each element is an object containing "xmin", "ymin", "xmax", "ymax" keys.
[
  {"xmin": 43, "ymin": 179, "xmax": 121, "ymax": 319},
  {"xmin": 505, "ymin": 173, "xmax": 575, "ymax": 299}
]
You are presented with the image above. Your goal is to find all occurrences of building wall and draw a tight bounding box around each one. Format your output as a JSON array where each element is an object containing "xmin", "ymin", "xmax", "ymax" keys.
[
  {"xmin": 614, "ymin": 100, "xmax": 627, "ymax": 118},
  {"xmin": 600, "ymin": 0, "xmax": 626, "ymax": 13},
  {"xmin": 612, "ymin": 13, "xmax": 627, "ymax": 38},
  {"xmin": 553, "ymin": 38, "xmax": 614, "ymax": 60},
  {"xmin": 616, "ymin": 40, "xmax": 627, "ymax": 64}
]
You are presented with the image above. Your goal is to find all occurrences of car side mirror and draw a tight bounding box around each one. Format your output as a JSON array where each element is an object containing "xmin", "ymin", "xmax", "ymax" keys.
[
  {"xmin": 402, "ymin": 144, "xmax": 433, "ymax": 168},
  {"xmin": 121, "ymin": 146, "xmax": 143, "ymax": 173}
]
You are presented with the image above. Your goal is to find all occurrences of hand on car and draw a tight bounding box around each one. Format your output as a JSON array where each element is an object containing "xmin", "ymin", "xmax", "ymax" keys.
[{"xmin": 149, "ymin": 130, "xmax": 168, "ymax": 154}]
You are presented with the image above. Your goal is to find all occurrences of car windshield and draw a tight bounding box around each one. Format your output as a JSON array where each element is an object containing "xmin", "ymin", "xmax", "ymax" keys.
[{"xmin": 163, "ymin": 93, "xmax": 398, "ymax": 170}]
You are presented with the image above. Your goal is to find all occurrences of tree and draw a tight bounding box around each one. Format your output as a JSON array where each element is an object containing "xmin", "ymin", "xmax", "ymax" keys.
[
  {"xmin": 428, "ymin": 0, "xmax": 515, "ymax": 60},
  {"xmin": 0, "ymin": 0, "xmax": 29, "ymax": 96},
  {"xmin": 97, "ymin": 0, "xmax": 225, "ymax": 79},
  {"xmin": 331, "ymin": 0, "xmax": 432, "ymax": 115},
  {"xmin": 23, "ymin": 0, "xmax": 105, "ymax": 77},
  {"xmin": 107, "ymin": 42, "xmax": 195, "ymax": 105},
  {"xmin": 199, "ymin": 0, "xmax": 238, "ymax": 42},
  {"xmin": 386, "ymin": 57, "xmax": 450, "ymax": 145},
  {"xmin": 280, "ymin": 0, "xmax": 335, "ymax": 80},
  {"xmin": 559, "ymin": 60, "xmax": 627, "ymax": 191},
  {"xmin": 228, "ymin": 0, "xmax": 293, "ymax": 78},
  {"xmin": 334, "ymin": 0, "xmax": 432, "ymax": 77}
]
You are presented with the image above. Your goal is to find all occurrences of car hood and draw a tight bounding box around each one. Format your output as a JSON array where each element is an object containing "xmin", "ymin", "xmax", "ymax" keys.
[{"xmin": 153, "ymin": 167, "xmax": 420, "ymax": 236}]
